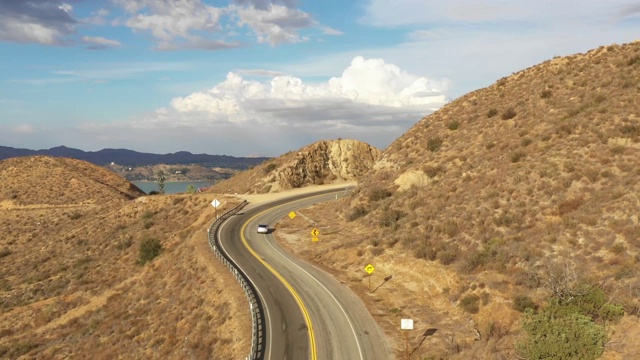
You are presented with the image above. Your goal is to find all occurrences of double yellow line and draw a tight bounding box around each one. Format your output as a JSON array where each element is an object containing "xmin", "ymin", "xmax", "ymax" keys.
[{"xmin": 240, "ymin": 202, "xmax": 318, "ymax": 360}]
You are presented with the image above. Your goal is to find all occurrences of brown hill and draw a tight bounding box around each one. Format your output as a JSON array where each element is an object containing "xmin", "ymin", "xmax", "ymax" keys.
[
  {"xmin": 0, "ymin": 156, "xmax": 145, "ymax": 207},
  {"xmin": 0, "ymin": 157, "xmax": 249, "ymax": 358},
  {"xmin": 209, "ymin": 139, "xmax": 380, "ymax": 194},
  {"xmin": 269, "ymin": 41, "xmax": 640, "ymax": 359}
]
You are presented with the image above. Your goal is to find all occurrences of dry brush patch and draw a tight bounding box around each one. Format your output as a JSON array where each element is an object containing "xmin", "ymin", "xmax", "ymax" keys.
[{"xmin": 0, "ymin": 190, "xmax": 250, "ymax": 359}]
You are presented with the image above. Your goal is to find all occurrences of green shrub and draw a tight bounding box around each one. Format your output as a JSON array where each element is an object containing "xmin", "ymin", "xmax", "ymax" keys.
[
  {"xmin": 513, "ymin": 295, "xmax": 537, "ymax": 312},
  {"xmin": 447, "ymin": 121, "xmax": 460, "ymax": 130},
  {"xmin": 517, "ymin": 303, "xmax": 606, "ymax": 360},
  {"xmin": 138, "ymin": 237, "xmax": 163, "ymax": 265},
  {"xmin": 459, "ymin": 294, "xmax": 480, "ymax": 314},
  {"xmin": 487, "ymin": 108, "xmax": 498, "ymax": 118},
  {"xmin": 540, "ymin": 89, "xmax": 553, "ymax": 99}
]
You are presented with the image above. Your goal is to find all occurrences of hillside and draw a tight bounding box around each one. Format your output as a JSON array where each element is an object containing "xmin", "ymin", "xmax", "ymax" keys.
[
  {"xmin": 209, "ymin": 139, "xmax": 380, "ymax": 194},
  {"xmin": 0, "ymin": 156, "xmax": 249, "ymax": 358},
  {"xmin": 0, "ymin": 156, "xmax": 145, "ymax": 206},
  {"xmin": 270, "ymin": 41, "xmax": 640, "ymax": 359}
]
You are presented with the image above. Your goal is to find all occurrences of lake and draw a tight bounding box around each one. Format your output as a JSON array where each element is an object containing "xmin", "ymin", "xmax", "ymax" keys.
[{"xmin": 132, "ymin": 181, "xmax": 211, "ymax": 194}]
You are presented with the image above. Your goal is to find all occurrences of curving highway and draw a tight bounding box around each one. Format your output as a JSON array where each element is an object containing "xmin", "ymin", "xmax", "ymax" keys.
[{"xmin": 218, "ymin": 189, "xmax": 391, "ymax": 360}]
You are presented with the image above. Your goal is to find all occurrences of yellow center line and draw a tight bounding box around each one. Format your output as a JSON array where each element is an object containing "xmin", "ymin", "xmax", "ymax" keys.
[{"xmin": 239, "ymin": 193, "xmax": 338, "ymax": 360}]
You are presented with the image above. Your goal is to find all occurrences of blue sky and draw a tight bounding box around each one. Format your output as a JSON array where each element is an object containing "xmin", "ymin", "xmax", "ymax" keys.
[{"xmin": 1, "ymin": 0, "xmax": 639, "ymax": 157}]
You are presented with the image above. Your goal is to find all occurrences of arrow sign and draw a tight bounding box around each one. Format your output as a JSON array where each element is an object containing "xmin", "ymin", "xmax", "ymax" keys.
[
  {"xmin": 311, "ymin": 228, "xmax": 319, "ymax": 237},
  {"xmin": 289, "ymin": 211, "xmax": 296, "ymax": 219},
  {"xmin": 211, "ymin": 199, "xmax": 221, "ymax": 208},
  {"xmin": 365, "ymin": 264, "xmax": 375, "ymax": 274}
]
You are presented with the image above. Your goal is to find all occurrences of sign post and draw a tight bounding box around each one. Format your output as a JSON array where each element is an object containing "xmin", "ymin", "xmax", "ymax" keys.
[
  {"xmin": 211, "ymin": 199, "xmax": 221, "ymax": 219},
  {"xmin": 401, "ymin": 319, "xmax": 414, "ymax": 360},
  {"xmin": 365, "ymin": 264, "xmax": 375, "ymax": 292}
]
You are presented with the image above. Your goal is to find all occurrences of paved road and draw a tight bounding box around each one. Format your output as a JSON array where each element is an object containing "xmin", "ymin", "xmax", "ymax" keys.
[{"xmin": 218, "ymin": 189, "xmax": 391, "ymax": 360}]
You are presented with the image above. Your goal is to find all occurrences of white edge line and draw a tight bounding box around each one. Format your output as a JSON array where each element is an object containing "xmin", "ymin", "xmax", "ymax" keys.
[{"xmin": 263, "ymin": 202, "xmax": 364, "ymax": 360}]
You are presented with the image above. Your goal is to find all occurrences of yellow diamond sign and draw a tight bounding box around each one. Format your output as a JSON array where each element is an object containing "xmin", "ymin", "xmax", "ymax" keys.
[
  {"xmin": 311, "ymin": 228, "xmax": 319, "ymax": 237},
  {"xmin": 289, "ymin": 211, "xmax": 296, "ymax": 219},
  {"xmin": 365, "ymin": 264, "xmax": 375, "ymax": 274}
]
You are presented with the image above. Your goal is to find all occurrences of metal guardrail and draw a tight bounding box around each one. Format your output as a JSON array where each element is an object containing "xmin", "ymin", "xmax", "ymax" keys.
[{"xmin": 207, "ymin": 200, "xmax": 264, "ymax": 360}]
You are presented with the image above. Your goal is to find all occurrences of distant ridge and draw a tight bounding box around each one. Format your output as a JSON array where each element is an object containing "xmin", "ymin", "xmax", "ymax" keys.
[{"xmin": 0, "ymin": 145, "xmax": 270, "ymax": 168}]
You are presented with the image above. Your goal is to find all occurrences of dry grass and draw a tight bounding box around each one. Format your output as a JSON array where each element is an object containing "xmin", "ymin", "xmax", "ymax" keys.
[{"xmin": 0, "ymin": 157, "xmax": 249, "ymax": 359}]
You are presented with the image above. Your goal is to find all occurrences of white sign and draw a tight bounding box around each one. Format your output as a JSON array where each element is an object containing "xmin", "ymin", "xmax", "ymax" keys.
[
  {"xmin": 211, "ymin": 199, "xmax": 221, "ymax": 208},
  {"xmin": 401, "ymin": 319, "xmax": 414, "ymax": 330}
]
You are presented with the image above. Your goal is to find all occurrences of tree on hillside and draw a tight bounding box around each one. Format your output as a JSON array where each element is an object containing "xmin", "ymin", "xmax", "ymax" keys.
[
  {"xmin": 156, "ymin": 170, "xmax": 166, "ymax": 194},
  {"xmin": 186, "ymin": 184, "xmax": 196, "ymax": 194}
]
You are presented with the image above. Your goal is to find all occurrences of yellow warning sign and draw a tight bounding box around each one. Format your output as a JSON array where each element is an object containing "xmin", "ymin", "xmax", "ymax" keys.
[
  {"xmin": 289, "ymin": 211, "xmax": 296, "ymax": 219},
  {"xmin": 311, "ymin": 228, "xmax": 319, "ymax": 237},
  {"xmin": 365, "ymin": 264, "xmax": 375, "ymax": 274}
]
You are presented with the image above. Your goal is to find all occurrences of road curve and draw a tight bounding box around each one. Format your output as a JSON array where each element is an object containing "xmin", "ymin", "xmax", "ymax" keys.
[{"xmin": 218, "ymin": 189, "xmax": 391, "ymax": 360}]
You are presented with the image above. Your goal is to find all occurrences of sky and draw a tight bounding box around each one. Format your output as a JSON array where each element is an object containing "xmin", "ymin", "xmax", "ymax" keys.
[{"xmin": 0, "ymin": 1, "xmax": 639, "ymax": 157}]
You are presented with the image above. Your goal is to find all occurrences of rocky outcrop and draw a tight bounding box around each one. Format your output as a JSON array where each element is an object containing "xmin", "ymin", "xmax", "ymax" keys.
[{"xmin": 208, "ymin": 139, "xmax": 381, "ymax": 194}]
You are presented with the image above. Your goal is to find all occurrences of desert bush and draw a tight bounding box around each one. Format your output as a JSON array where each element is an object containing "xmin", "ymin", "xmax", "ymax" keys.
[
  {"xmin": 540, "ymin": 89, "xmax": 553, "ymax": 98},
  {"xmin": 557, "ymin": 197, "xmax": 584, "ymax": 215},
  {"xmin": 438, "ymin": 244, "xmax": 459, "ymax": 265},
  {"xmin": 459, "ymin": 294, "xmax": 480, "ymax": 314},
  {"xmin": 520, "ymin": 137, "xmax": 532, "ymax": 147},
  {"xmin": 378, "ymin": 208, "xmax": 404, "ymax": 229},
  {"xmin": 427, "ymin": 137, "xmax": 443, "ymax": 152},
  {"xmin": 511, "ymin": 151, "xmax": 526, "ymax": 163},
  {"xmin": 346, "ymin": 205, "xmax": 369, "ymax": 221},
  {"xmin": 610, "ymin": 243, "xmax": 625, "ymax": 255},
  {"xmin": 143, "ymin": 221, "xmax": 154, "ymax": 229},
  {"xmin": 513, "ymin": 295, "xmax": 537, "ymax": 312},
  {"xmin": 68, "ymin": 211, "xmax": 82, "ymax": 220},
  {"xmin": 0, "ymin": 248, "xmax": 12, "ymax": 259},
  {"xmin": 423, "ymin": 165, "xmax": 443, "ymax": 178},
  {"xmin": 141, "ymin": 210, "xmax": 155, "ymax": 221},
  {"xmin": 138, "ymin": 237, "xmax": 163, "ymax": 265},
  {"xmin": 487, "ymin": 108, "xmax": 498, "ymax": 118},
  {"xmin": 368, "ymin": 187, "xmax": 392, "ymax": 202},
  {"xmin": 501, "ymin": 107, "xmax": 517, "ymax": 120},
  {"xmin": 263, "ymin": 163, "xmax": 277, "ymax": 174},
  {"xmin": 447, "ymin": 121, "xmax": 460, "ymax": 130}
]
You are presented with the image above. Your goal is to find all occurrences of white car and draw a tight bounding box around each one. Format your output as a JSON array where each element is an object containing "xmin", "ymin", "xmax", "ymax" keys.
[{"xmin": 257, "ymin": 224, "xmax": 269, "ymax": 234}]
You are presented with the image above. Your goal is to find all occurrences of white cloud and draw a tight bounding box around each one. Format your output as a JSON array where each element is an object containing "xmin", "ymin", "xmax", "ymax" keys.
[
  {"xmin": 114, "ymin": 0, "xmax": 236, "ymax": 50},
  {"xmin": 82, "ymin": 36, "xmax": 122, "ymax": 48},
  {"xmin": 233, "ymin": 4, "xmax": 314, "ymax": 45},
  {"xmin": 171, "ymin": 56, "xmax": 446, "ymax": 116},
  {"xmin": 0, "ymin": 1, "xmax": 76, "ymax": 45},
  {"xmin": 11, "ymin": 124, "xmax": 36, "ymax": 133}
]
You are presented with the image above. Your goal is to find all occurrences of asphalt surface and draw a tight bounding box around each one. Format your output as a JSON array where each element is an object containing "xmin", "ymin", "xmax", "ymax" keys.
[{"xmin": 218, "ymin": 189, "xmax": 392, "ymax": 360}]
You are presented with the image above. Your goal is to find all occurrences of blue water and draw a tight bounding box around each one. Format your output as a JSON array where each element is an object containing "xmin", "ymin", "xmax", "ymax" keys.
[{"xmin": 132, "ymin": 181, "xmax": 211, "ymax": 194}]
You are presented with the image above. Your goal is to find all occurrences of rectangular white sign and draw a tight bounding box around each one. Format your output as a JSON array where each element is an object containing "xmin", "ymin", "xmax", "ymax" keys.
[{"xmin": 401, "ymin": 319, "xmax": 414, "ymax": 330}]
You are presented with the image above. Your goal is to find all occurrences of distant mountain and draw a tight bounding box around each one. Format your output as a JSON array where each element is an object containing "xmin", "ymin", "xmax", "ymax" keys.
[{"xmin": 0, "ymin": 145, "xmax": 270, "ymax": 169}]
